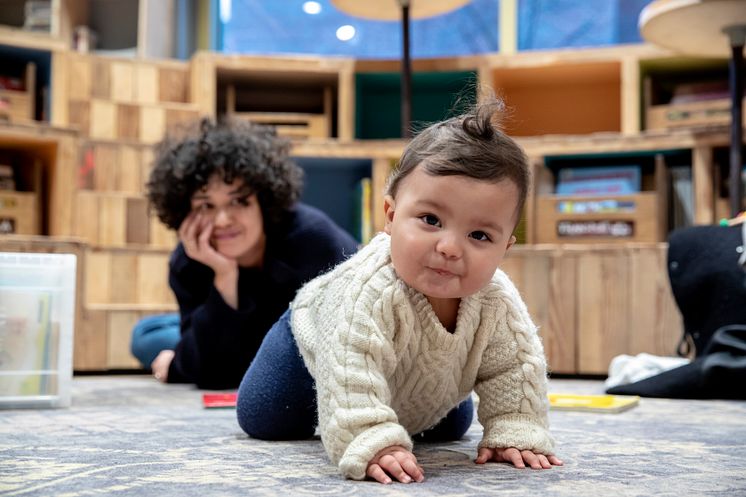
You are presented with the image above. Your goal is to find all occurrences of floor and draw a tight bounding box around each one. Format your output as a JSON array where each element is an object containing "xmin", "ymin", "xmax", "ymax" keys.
[{"xmin": 1, "ymin": 376, "xmax": 745, "ymax": 497}]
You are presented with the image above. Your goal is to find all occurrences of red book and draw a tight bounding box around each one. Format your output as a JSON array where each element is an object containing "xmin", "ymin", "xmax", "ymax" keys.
[{"xmin": 202, "ymin": 392, "xmax": 237, "ymax": 408}]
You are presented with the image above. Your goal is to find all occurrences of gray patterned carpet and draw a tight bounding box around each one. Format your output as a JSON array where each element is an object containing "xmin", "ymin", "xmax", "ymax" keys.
[{"xmin": 1, "ymin": 376, "xmax": 745, "ymax": 497}]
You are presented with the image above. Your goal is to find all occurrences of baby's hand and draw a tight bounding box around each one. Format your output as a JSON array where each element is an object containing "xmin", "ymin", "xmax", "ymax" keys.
[
  {"xmin": 476, "ymin": 447, "xmax": 563, "ymax": 469},
  {"xmin": 366, "ymin": 445, "xmax": 425, "ymax": 484}
]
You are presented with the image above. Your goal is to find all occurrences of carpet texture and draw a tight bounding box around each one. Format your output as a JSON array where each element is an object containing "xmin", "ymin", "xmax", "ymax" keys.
[{"xmin": 1, "ymin": 376, "xmax": 745, "ymax": 496}]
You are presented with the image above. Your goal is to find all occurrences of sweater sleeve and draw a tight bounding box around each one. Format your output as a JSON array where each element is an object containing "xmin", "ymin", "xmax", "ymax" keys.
[
  {"xmin": 473, "ymin": 275, "xmax": 555, "ymax": 455},
  {"xmin": 295, "ymin": 270, "xmax": 412, "ymax": 480}
]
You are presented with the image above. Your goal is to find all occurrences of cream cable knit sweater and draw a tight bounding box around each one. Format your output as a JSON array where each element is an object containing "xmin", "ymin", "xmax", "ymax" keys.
[{"xmin": 291, "ymin": 233, "xmax": 555, "ymax": 480}]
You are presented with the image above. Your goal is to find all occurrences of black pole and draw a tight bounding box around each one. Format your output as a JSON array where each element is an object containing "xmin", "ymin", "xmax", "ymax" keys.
[
  {"xmin": 727, "ymin": 30, "xmax": 744, "ymax": 216},
  {"xmin": 401, "ymin": 3, "xmax": 412, "ymax": 138}
]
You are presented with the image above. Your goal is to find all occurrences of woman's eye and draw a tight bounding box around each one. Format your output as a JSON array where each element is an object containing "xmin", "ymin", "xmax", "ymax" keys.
[
  {"xmin": 470, "ymin": 231, "xmax": 491, "ymax": 242},
  {"xmin": 421, "ymin": 214, "xmax": 440, "ymax": 227},
  {"xmin": 232, "ymin": 196, "xmax": 251, "ymax": 207},
  {"xmin": 196, "ymin": 203, "xmax": 212, "ymax": 212}
]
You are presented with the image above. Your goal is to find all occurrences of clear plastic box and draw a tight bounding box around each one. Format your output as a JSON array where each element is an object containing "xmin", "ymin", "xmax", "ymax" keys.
[{"xmin": 0, "ymin": 252, "xmax": 76, "ymax": 408}]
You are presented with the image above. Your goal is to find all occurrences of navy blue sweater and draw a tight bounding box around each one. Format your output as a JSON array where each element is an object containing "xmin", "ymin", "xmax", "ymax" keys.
[{"xmin": 167, "ymin": 203, "xmax": 358, "ymax": 389}]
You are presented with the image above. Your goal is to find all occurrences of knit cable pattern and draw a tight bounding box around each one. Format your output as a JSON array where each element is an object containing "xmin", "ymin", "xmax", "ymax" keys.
[{"xmin": 292, "ymin": 233, "xmax": 555, "ymax": 479}]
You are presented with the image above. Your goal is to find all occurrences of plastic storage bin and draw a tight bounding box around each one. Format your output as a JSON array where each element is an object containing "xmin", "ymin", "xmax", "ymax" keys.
[{"xmin": 0, "ymin": 252, "xmax": 76, "ymax": 408}]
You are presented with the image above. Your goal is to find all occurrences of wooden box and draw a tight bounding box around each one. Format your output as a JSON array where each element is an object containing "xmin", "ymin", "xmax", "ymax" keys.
[
  {"xmin": 647, "ymin": 98, "xmax": 745, "ymax": 130},
  {"xmin": 236, "ymin": 111, "xmax": 330, "ymax": 139},
  {"xmin": 0, "ymin": 191, "xmax": 40, "ymax": 235},
  {"xmin": 534, "ymin": 193, "xmax": 665, "ymax": 244},
  {"xmin": 0, "ymin": 63, "xmax": 35, "ymax": 122}
]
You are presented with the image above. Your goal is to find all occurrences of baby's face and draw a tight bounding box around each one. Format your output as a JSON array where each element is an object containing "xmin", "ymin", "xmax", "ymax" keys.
[{"xmin": 384, "ymin": 166, "xmax": 518, "ymax": 305}]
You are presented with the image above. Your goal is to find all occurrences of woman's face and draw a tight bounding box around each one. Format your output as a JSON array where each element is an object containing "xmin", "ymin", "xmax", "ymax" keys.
[{"xmin": 189, "ymin": 175, "xmax": 266, "ymax": 267}]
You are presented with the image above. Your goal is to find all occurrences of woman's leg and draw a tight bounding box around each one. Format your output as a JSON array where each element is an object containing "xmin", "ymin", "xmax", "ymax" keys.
[
  {"xmin": 236, "ymin": 309, "xmax": 317, "ymax": 440},
  {"xmin": 130, "ymin": 313, "xmax": 181, "ymax": 368},
  {"xmin": 413, "ymin": 396, "xmax": 474, "ymax": 442}
]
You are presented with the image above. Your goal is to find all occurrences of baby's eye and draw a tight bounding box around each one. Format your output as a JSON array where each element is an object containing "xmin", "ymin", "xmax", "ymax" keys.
[
  {"xmin": 196, "ymin": 203, "xmax": 213, "ymax": 213},
  {"xmin": 420, "ymin": 214, "xmax": 441, "ymax": 227},
  {"xmin": 470, "ymin": 231, "xmax": 491, "ymax": 242}
]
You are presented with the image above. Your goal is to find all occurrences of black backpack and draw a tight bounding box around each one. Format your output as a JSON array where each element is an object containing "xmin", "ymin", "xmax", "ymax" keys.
[{"xmin": 607, "ymin": 224, "xmax": 746, "ymax": 399}]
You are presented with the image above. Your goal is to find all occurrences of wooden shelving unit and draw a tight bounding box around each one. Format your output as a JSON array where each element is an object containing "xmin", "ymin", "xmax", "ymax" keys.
[{"xmin": 2, "ymin": 0, "xmax": 742, "ymax": 372}]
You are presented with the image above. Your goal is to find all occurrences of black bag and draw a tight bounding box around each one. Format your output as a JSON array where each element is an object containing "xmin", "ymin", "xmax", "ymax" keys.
[{"xmin": 606, "ymin": 225, "xmax": 746, "ymax": 400}]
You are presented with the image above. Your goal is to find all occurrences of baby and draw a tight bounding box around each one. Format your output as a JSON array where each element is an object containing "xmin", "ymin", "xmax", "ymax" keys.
[{"xmin": 236, "ymin": 97, "xmax": 562, "ymax": 483}]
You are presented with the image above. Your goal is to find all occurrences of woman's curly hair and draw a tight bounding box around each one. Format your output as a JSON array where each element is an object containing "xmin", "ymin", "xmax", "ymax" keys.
[
  {"xmin": 386, "ymin": 94, "xmax": 530, "ymax": 224},
  {"xmin": 146, "ymin": 117, "xmax": 303, "ymax": 230}
]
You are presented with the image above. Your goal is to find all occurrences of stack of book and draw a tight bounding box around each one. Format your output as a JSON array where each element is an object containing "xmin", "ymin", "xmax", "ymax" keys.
[
  {"xmin": 23, "ymin": 0, "xmax": 51, "ymax": 32},
  {"xmin": 555, "ymin": 165, "xmax": 641, "ymax": 198}
]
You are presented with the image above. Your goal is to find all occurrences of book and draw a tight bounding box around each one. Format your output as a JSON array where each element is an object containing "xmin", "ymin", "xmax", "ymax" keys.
[
  {"xmin": 555, "ymin": 178, "xmax": 637, "ymax": 196},
  {"xmin": 202, "ymin": 392, "xmax": 237, "ymax": 409},
  {"xmin": 548, "ymin": 393, "xmax": 640, "ymax": 413},
  {"xmin": 557, "ymin": 165, "xmax": 642, "ymax": 192}
]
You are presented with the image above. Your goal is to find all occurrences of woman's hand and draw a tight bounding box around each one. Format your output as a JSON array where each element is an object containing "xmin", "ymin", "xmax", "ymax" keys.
[
  {"xmin": 366, "ymin": 445, "xmax": 425, "ymax": 484},
  {"xmin": 476, "ymin": 447, "xmax": 563, "ymax": 469},
  {"xmin": 178, "ymin": 212, "xmax": 236, "ymax": 275},
  {"xmin": 178, "ymin": 212, "xmax": 239, "ymax": 308},
  {"xmin": 151, "ymin": 349, "xmax": 175, "ymax": 383}
]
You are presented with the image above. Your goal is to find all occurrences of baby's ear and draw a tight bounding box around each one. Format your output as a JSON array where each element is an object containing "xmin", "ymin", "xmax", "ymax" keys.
[
  {"xmin": 383, "ymin": 195, "xmax": 395, "ymax": 234},
  {"xmin": 506, "ymin": 235, "xmax": 516, "ymax": 252}
]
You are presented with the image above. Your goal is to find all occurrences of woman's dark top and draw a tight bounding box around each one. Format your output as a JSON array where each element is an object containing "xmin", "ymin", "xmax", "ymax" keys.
[{"xmin": 167, "ymin": 203, "xmax": 358, "ymax": 389}]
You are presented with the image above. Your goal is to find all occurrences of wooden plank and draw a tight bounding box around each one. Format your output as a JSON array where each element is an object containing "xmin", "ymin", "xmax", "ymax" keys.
[
  {"xmin": 84, "ymin": 248, "xmax": 111, "ymax": 305},
  {"xmin": 149, "ymin": 215, "xmax": 177, "ymax": 249},
  {"xmin": 74, "ymin": 308, "xmax": 108, "ymax": 371},
  {"xmin": 74, "ymin": 191, "xmax": 99, "ymax": 244},
  {"xmin": 126, "ymin": 196, "xmax": 150, "ymax": 245},
  {"xmin": 91, "ymin": 58, "xmax": 111, "ymax": 99},
  {"xmin": 576, "ymin": 250, "xmax": 630, "ymax": 374},
  {"xmin": 621, "ymin": 56, "xmax": 641, "ymax": 135},
  {"xmin": 337, "ymin": 64, "xmax": 354, "ymax": 140},
  {"xmin": 165, "ymin": 108, "xmax": 199, "ymax": 136},
  {"xmin": 54, "ymin": 134, "xmax": 82, "ymax": 237},
  {"xmin": 139, "ymin": 147, "xmax": 156, "ymax": 192},
  {"xmin": 628, "ymin": 246, "xmax": 681, "ymax": 356},
  {"xmin": 67, "ymin": 100, "xmax": 90, "ymax": 135},
  {"xmin": 139, "ymin": 106, "xmax": 166, "ymax": 144},
  {"xmin": 118, "ymin": 145, "xmax": 144, "ymax": 193},
  {"xmin": 99, "ymin": 195, "xmax": 127, "ymax": 246},
  {"xmin": 117, "ymin": 104, "xmax": 140, "ymax": 141},
  {"xmin": 137, "ymin": 252, "xmax": 173, "ymax": 305},
  {"xmin": 107, "ymin": 311, "xmax": 141, "ymax": 369},
  {"xmin": 50, "ymin": 51, "xmax": 70, "ymax": 127},
  {"xmin": 93, "ymin": 143, "xmax": 119, "ymax": 192},
  {"xmin": 110, "ymin": 61, "xmax": 135, "ymax": 103},
  {"xmin": 135, "ymin": 63, "xmax": 159, "ymax": 104},
  {"xmin": 545, "ymin": 250, "xmax": 577, "ymax": 373},
  {"xmin": 189, "ymin": 53, "xmax": 215, "ymax": 117},
  {"xmin": 89, "ymin": 100, "xmax": 117, "ymax": 140},
  {"xmin": 692, "ymin": 145, "xmax": 714, "ymax": 225},
  {"xmin": 109, "ymin": 252, "xmax": 138, "ymax": 303},
  {"xmin": 159, "ymin": 66, "xmax": 189, "ymax": 103},
  {"xmin": 68, "ymin": 54, "xmax": 92, "ymax": 101}
]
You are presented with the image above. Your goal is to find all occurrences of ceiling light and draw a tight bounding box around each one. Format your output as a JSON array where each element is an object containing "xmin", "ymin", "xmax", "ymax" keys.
[
  {"xmin": 303, "ymin": 1, "xmax": 322, "ymax": 14},
  {"xmin": 336, "ymin": 24, "xmax": 356, "ymax": 41}
]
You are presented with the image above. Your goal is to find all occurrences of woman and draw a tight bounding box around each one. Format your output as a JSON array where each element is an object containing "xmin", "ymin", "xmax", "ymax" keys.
[{"xmin": 130, "ymin": 118, "xmax": 358, "ymax": 390}]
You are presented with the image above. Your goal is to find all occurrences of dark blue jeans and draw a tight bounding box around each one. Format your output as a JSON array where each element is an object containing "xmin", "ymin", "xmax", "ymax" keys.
[{"xmin": 236, "ymin": 309, "xmax": 473, "ymax": 442}]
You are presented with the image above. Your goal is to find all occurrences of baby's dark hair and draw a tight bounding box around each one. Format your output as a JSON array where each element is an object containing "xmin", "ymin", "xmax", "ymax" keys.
[
  {"xmin": 147, "ymin": 117, "xmax": 303, "ymax": 230},
  {"xmin": 386, "ymin": 96, "xmax": 530, "ymax": 223}
]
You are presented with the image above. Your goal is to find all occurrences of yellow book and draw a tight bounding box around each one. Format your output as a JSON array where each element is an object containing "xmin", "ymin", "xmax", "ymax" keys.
[{"xmin": 548, "ymin": 393, "xmax": 640, "ymax": 413}]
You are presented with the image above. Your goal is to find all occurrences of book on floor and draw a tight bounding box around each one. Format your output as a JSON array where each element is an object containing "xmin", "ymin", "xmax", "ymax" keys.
[
  {"xmin": 202, "ymin": 392, "xmax": 237, "ymax": 409},
  {"xmin": 548, "ymin": 393, "xmax": 640, "ymax": 413}
]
